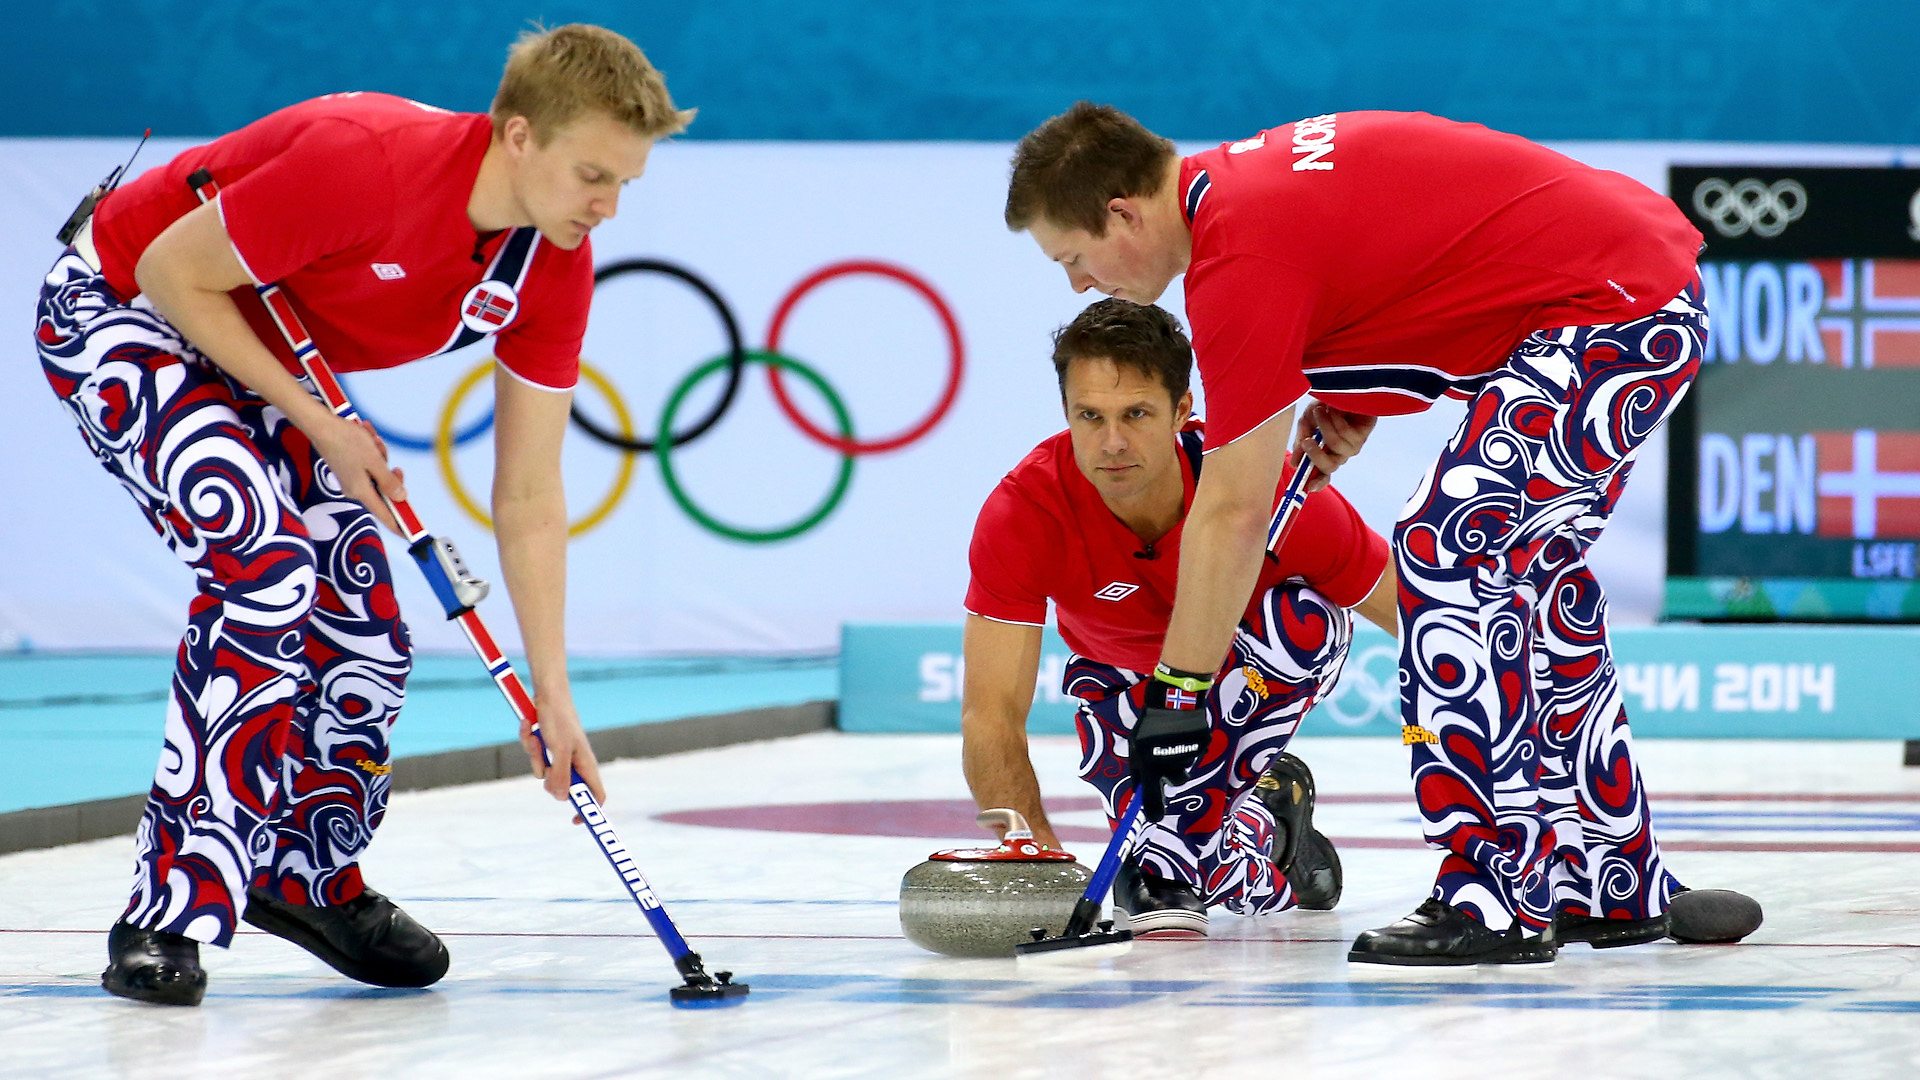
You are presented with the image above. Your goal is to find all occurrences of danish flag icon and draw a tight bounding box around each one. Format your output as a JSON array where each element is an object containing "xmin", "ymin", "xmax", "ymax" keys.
[{"xmin": 1816, "ymin": 429, "xmax": 1920, "ymax": 539}]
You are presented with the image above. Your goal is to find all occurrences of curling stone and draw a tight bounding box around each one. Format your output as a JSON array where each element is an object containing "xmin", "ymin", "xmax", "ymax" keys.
[
  {"xmin": 899, "ymin": 809, "xmax": 1092, "ymax": 958},
  {"xmin": 1669, "ymin": 888, "xmax": 1764, "ymax": 943}
]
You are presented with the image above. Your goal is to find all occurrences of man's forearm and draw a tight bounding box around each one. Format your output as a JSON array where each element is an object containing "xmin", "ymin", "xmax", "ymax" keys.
[
  {"xmin": 138, "ymin": 275, "xmax": 337, "ymax": 437},
  {"xmin": 1353, "ymin": 563, "xmax": 1400, "ymax": 635},
  {"xmin": 961, "ymin": 715, "xmax": 1059, "ymax": 848},
  {"xmin": 1158, "ymin": 496, "xmax": 1270, "ymax": 675},
  {"xmin": 493, "ymin": 490, "xmax": 571, "ymax": 697}
]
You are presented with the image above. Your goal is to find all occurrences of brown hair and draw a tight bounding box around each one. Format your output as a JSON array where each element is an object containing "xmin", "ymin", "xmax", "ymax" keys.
[
  {"xmin": 491, "ymin": 24, "xmax": 695, "ymax": 143},
  {"xmin": 1051, "ymin": 299, "xmax": 1192, "ymax": 406},
  {"xmin": 1005, "ymin": 102, "xmax": 1176, "ymax": 236}
]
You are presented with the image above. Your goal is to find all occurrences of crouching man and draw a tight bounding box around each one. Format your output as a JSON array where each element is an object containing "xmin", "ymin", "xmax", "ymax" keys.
[{"xmin": 960, "ymin": 299, "xmax": 1396, "ymax": 937}]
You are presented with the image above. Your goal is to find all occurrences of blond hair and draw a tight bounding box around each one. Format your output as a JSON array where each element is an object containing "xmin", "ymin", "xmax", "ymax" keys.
[{"xmin": 491, "ymin": 24, "xmax": 694, "ymax": 142}]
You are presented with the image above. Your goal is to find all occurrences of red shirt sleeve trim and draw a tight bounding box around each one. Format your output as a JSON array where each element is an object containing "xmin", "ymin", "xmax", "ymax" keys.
[
  {"xmin": 1198, "ymin": 392, "xmax": 1306, "ymax": 455},
  {"xmin": 1342, "ymin": 530, "xmax": 1392, "ymax": 608},
  {"xmin": 1356, "ymin": 559, "xmax": 1389, "ymax": 606},
  {"xmin": 495, "ymin": 358, "xmax": 576, "ymax": 394},
  {"xmin": 214, "ymin": 195, "xmax": 266, "ymax": 287},
  {"xmin": 963, "ymin": 608, "xmax": 1047, "ymax": 628},
  {"xmin": 1313, "ymin": 510, "xmax": 1391, "ymax": 609}
]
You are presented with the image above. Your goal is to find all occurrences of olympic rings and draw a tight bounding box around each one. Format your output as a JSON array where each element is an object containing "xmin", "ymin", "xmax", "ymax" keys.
[
  {"xmin": 435, "ymin": 358, "xmax": 638, "ymax": 537},
  {"xmin": 763, "ymin": 260, "xmax": 964, "ymax": 456},
  {"xmin": 567, "ymin": 259, "xmax": 747, "ymax": 453},
  {"xmin": 1691, "ymin": 177, "xmax": 1807, "ymax": 240},
  {"xmin": 655, "ymin": 351, "xmax": 856, "ymax": 543},
  {"xmin": 381, "ymin": 258, "xmax": 958, "ymax": 543},
  {"xmin": 1321, "ymin": 644, "xmax": 1400, "ymax": 729},
  {"xmin": 343, "ymin": 373, "xmax": 495, "ymax": 451}
]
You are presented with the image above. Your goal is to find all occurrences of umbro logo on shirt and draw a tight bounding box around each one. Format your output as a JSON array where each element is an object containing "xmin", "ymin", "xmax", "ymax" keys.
[
  {"xmin": 1094, "ymin": 581, "xmax": 1140, "ymax": 602},
  {"xmin": 371, "ymin": 263, "xmax": 407, "ymax": 280}
]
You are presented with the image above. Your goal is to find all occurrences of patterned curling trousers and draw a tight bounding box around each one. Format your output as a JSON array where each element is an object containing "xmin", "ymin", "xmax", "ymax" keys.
[
  {"xmin": 1069, "ymin": 583, "xmax": 1352, "ymax": 915},
  {"xmin": 35, "ymin": 250, "xmax": 411, "ymax": 946},
  {"xmin": 1396, "ymin": 278, "xmax": 1707, "ymax": 932}
]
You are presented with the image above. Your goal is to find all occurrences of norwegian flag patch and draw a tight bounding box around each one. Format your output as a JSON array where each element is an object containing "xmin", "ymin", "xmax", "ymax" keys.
[{"xmin": 460, "ymin": 281, "xmax": 520, "ymax": 334}]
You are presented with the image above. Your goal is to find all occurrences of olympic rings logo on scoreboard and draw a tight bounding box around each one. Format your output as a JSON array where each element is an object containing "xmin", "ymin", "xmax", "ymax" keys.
[
  {"xmin": 347, "ymin": 258, "xmax": 963, "ymax": 544},
  {"xmin": 1691, "ymin": 177, "xmax": 1808, "ymax": 239}
]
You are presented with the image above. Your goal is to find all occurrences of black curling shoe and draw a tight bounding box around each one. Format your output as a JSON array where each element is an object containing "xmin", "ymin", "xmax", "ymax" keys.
[
  {"xmin": 1349, "ymin": 899, "xmax": 1557, "ymax": 966},
  {"xmin": 1553, "ymin": 909, "xmax": 1670, "ymax": 948},
  {"xmin": 1557, "ymin": 887, "xmax": 1764, "ymax": 948},
  {"xmin": 1253, "ymin": 754, "xmax": 1343, "ymax": 910},
  {"xmin": 102, "ymin": 921, "xmax": 207, "ymax": 1006},
  {"xmin": 1114, "ymin": 862, "xmax": 1209, "ymax": 938},
  {"xmin": 244, "ymin": 886, "xmax": 449, "ymax": 988},
  {"xmin": 1287, "ymin": 828, "xmax": 1345, "ymax": 911}
]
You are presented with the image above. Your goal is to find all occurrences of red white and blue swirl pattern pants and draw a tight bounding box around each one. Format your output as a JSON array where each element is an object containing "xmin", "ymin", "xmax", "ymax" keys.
[
  {"xmin": 35, "ymin": 251, "xmax": 411, "ymax": 946},
  {"xmin": 1397, "ymin": 278, "xmax": 1706, "ymax": 932},
  {"xmin": 1069, "ymin": 583, "xmax": 1352, "ymax": 915}
]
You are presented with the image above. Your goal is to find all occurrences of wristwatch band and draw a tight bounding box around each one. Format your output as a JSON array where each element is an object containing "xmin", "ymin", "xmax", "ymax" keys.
[{"xmin": 1151, "ymin": 662, "xmax": 1215, "ymax": 693}]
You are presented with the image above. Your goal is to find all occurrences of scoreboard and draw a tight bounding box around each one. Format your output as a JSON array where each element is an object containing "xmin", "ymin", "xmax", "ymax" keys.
[{"xmin": 1665, "ymin": 165, "xmax": 1920, "ymax": 621}]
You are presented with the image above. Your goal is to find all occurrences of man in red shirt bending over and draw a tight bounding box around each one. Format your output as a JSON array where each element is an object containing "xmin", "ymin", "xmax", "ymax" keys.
[
  {"xmin": 36, "ymin": 25, "xmax": 690, "ymax": 1004},
  {"xmin": 1004, "ymin": 105, "xmax": 1761, "ymax": 964},
  {"xmin": 963, "ymin": 298, "xmax": 1396, "ymax": 936}
]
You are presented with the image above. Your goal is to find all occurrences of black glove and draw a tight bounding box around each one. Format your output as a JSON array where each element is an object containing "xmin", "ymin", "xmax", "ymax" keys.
[{"xmin": 1129, "ymin": 689, "xmax": 1211, "ymax": 822}]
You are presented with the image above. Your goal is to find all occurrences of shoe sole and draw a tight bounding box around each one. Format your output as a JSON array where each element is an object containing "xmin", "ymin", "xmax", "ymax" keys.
[
  {"xmin": 1259, "ymin": 755, "xmax": 1342, "ymax": 910},
  {"xmin": 1292, "ymin": 830, "xmax": 1344, "ymax": 911},
  {"xmin": 1119, "ymin": 910, "xmax": 1209, "ymax": 939},
  {"xmin": 1555, "ymin": 915, "xmax": 1669, "ymax": 949},
  {"xmin": 1347, "ymin": 939, "xmax": 1557, "ymax": 966},
  {"xmin": 1256, "ymin": 755, "xmax": 1315, "ymax": 872},
  {"xmin": 243, "ymin": 898, "xmax": 446, "ymax": 988},
  {"xmin": 101, "ymin": 967, "xmax": 206, "ymax": 1006}
]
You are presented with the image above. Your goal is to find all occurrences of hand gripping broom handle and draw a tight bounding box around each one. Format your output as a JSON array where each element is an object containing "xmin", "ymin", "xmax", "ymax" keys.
[{"xmin": 186, "ymin": 170, "xmax": 734, "ymax": 995}]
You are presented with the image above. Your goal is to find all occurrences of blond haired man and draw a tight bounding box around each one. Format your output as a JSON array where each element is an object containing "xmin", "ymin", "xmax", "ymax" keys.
[{"xmin": 37, "ymin": 24, "xmax": 689, "ymax": 1005}]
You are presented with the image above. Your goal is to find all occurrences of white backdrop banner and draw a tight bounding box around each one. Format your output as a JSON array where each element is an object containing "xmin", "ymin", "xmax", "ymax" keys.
[{"xmin": 1, "ymin": 137, "xmax": 1909, "ymax": 654}]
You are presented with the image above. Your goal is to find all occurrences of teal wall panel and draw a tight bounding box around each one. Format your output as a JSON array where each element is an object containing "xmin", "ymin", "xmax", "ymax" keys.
[{"xmin": 7, "ymin": 2, "xmax": 1918, "ymax": 142}]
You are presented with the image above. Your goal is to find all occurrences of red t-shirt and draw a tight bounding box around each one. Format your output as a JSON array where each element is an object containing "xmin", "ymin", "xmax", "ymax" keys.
[
  {"xmin": 1181, "ymin": 111, "xmax": 1703, "ymax": 444},
  {"xmin": 91, "ymin": 92, "xmax": 592, "ymax": 390},
  {"xmin": 965, "ymin": 425, "xmax": 1388, "ymax": 675}
]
